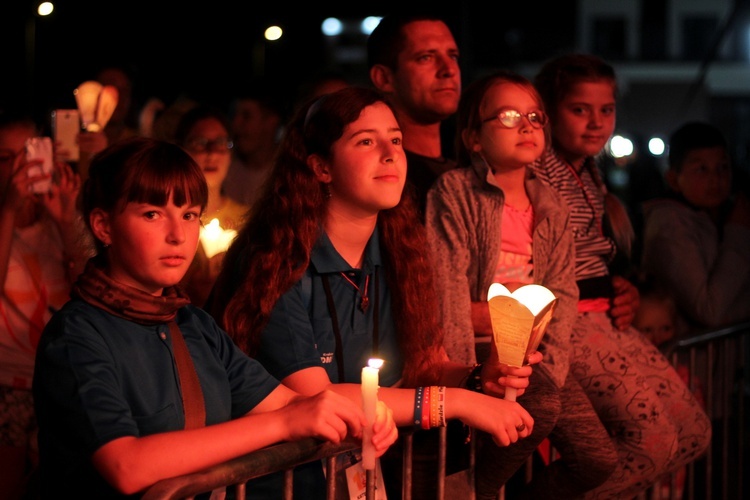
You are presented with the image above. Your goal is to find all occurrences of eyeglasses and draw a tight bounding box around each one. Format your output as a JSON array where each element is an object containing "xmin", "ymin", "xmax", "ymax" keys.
[
  {"xmin": 185, "ymin": 137, "xmax": 233, "ymax": 154},
  {"xmin": 482, "ymin": 109, "xmax": 548, "ymax": 129}
]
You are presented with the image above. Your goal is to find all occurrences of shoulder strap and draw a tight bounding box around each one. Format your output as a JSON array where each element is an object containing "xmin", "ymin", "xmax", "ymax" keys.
[{"xmin": 168, "ymin": 321, "xmax": 206, "ymax": 430}]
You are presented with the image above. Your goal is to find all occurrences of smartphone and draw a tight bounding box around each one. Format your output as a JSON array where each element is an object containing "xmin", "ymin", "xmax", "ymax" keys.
[
  {"xmin": 51, "ymin": 109, "xmax": 81, "ymax": 161},
  {"xmin": 25, "ymin": 136, "xmax": 54, "ymax": 193}
]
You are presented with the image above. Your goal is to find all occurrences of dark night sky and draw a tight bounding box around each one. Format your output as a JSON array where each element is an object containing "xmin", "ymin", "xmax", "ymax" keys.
[{"xmin": 4, "ymin": 1, "xmax": 577, "ymax": 124}]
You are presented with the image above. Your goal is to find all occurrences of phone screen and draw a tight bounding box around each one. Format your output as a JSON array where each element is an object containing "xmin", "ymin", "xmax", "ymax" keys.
[
  {"xmin": 25, "ymin": 137, "xmax": 54, "ymax": 193},
  {"xmin": 51, "ymin": 109, "xmax": 81, "ymax": 162}
]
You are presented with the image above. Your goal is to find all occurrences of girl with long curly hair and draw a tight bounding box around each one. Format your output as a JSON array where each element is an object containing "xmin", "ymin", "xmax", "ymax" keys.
[{"xmin": 207, "ymin": 86, "xmax": 538, "ymax": 498}]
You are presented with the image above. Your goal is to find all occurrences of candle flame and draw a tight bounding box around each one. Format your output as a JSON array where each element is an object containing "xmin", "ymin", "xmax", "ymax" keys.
[
  {"xmin": 367, "ymin": 358, "xmax": 384, "ymax": 369},
  {"xmin": 200, "ymin": 218, "xmax": 237, "ymax": 258}
]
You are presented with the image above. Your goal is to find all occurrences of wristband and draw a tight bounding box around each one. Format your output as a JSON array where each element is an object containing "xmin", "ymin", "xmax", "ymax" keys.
[
  {"xmin": 436, "ymin": 386, "xmax": 446, "ymax": 427},
  {"xmin": 429, "ymin": 386, "xmax": 444, "ymax": 428},
  {"xmin": 421, "ymin": 386, "xmax": 431, "ymax": 430},
  {"xmin": 413, "ymin": 387, "xmax": 425, "ymax": 429}
]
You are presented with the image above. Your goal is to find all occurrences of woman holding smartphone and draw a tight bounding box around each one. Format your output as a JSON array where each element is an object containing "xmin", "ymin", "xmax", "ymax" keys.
[{"xmin": 0, "ymin": 111, "xmax": 90, "ymax": 499}]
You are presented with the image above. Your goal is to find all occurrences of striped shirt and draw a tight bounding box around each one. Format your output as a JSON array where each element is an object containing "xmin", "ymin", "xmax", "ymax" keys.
[{"xmin": 531, "ymin": 149, "xmax": 616, "ymax": 281}]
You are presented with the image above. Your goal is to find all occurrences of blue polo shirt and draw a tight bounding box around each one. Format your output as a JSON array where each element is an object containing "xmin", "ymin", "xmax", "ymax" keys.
[
  {"xmin": 33, "ymin": 298, "xmax": 279, "ymax": 498},
  {"xmin": 256, "ymin": 229, "xmax": 403, "ymax": 386},
  {"xmin": 247, "ymin": 228, "xmax": 403, "ymax": 499}
]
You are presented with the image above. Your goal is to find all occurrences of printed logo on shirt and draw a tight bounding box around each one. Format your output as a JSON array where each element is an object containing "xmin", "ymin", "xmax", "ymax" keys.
[{"xmin": 320, "ymin": 352, "xmax": 334, "ymax": 364}]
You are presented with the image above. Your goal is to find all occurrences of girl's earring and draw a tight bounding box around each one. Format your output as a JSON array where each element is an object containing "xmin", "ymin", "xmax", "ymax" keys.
[{"xmin": 323, "ymin": 184, "xmax": 332, "ymax": 199}]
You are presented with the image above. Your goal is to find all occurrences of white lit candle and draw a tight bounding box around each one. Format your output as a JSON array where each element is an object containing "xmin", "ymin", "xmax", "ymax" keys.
[
  {"xmin": 361, "ymin": 357, "xmax": 384, "ymax": 470},
  {"xmin": 200, "ymin": 218, "xmax": 237, "ymax": 259}
]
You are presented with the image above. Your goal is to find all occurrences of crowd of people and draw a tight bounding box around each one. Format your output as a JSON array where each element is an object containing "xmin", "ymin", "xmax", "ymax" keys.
[{"xmin": 2, "ymin": 9, "xmax": 747, "ymax": 500}]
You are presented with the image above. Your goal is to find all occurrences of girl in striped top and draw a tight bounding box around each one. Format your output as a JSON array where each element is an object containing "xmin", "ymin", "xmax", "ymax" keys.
[{"xmin": 532, "ymin": 53, "xmax": 711, "ymax": 499}]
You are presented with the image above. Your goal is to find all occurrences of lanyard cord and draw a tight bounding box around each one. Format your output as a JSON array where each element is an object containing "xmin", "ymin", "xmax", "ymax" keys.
[
  {"xmin": 339, "ymin": 272, "xmax": 370, "ymax": 312},
  {"xmin": 321, "ymin": 268, "xmax": 380, "ymax": 382}
]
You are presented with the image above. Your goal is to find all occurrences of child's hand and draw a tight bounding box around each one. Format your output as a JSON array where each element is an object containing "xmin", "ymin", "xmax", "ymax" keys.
[
  {"xmin": 610, "ymin": 275, "xmax": 639, "ymax": 330},
  {"xmin": 2, "ymin": 152, "xmax": 38, "ymax": 210},
  {"xmin": 454, "ymin": 391, "xmax": 533, "ymax": 447},
  {"xmin": 281, "ymin": 390, "xmax": 366, "ymax": 445},
  {"xmin": 41, "ymin": 161, "xmax": 81, "ymax": 225},
  {"xmin": 481, "ymin": 345, "xmax": 543, "ymax": 398},
  {"xmin": 480, "ymin": 360, "xmax": 535, "ymax": 399},
  {"xmin": 370, "ymin": 400, "xmax": 398, "ymax": 457}
]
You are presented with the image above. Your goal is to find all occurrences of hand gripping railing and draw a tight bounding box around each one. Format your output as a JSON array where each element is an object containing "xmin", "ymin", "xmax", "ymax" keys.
[{"xmin": 141, "ymin": 437, "xmax": 360, "ymax": 500}]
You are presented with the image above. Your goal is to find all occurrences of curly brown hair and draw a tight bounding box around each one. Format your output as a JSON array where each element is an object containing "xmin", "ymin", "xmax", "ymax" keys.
[{"xmin": 207, "ymin": 86, "xmax": 444, "ymax": 387}]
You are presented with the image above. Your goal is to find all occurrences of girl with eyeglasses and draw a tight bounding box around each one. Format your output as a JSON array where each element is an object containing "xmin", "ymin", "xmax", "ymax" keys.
[
  {"xmin": 426, "ymin": 70, "xmax": 619, "ymax": 498},
  {"xmin": 174, "ymin": 105, "xmax": 249, "ymax": 307},
  {"xmin": 532, "ymin": 53, "xmax": 711, "ymax": 499}
]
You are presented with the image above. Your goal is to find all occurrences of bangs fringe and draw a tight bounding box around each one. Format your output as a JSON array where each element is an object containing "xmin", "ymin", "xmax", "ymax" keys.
[{"xmin": 124, "ymin": 153, "xmax": 208, "ymax": 209}]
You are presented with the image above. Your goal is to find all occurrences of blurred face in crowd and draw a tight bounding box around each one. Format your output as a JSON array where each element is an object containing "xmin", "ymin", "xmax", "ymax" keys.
[
  {"xmin": 0, "ymin": 122, "xmax": 39, "ymax": 222},
  {"xmin": 633, "ymin": 296, "xmax": 676, "ymax": 347},
  {"xmin": 552, "ymin": 80, "xmax": 616, "ymax": 166},
  {"xmin": 182, "ymin": 117, "xmax": 232, "ymax": 192},
  {"xmin": 97, "ymin": 67, "xmax": 133, "ymax": 124},
  {"xmin": 668, "ymin": 146, "xmax": 732, "ymax": 210},
  {"xmin": 377, "ymin": 20, "xmax": 461, "ymax": 123},
  {"xmin": 230, "ymin": 99, "xmax": 281, "ymax": 160}
]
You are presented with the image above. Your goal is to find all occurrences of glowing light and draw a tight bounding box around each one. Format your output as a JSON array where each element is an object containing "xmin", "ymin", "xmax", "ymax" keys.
[
  {"xmin": 648, "ymin": 137, "xmax": 666, "ymax": 156},
  {"xmin": 264, "ymin": 26, "xmax": 282, "ymax": 41},
  {"xmin": 200, "ymin": 219, "xmax": 238, "ymax": 258},
  {"xmin": 361, "ymin": 17, "xmax": 382, "ymax": 35},
  {"xmin": 322, "ymin": 17, "xmax": 343, "ymax": 36},
  {"xmin": 367, "ymin": 358, "xmax": 384, "ymax": 369},
  {"xmin": 37, "ymin": 2, "xmax": 54, "ymax": 16},
  {"xmin": 609, "ymin": 134, "xmax": 634, "ymax": 158}
]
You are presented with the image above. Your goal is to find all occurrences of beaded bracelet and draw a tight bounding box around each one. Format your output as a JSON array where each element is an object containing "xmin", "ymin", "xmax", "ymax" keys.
[{"xmin": 465, "ymin": 364, "xmax": 484, "ymax": 393}]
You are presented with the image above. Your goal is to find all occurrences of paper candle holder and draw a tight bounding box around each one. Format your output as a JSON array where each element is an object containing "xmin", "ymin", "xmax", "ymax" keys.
[
  {"xmin": 487, "ymin": 282, "xmax": 557, "ymax": 367},
  {"xmin": 74, "ymin": 81, "xmax": 119, "ymax": 132}
]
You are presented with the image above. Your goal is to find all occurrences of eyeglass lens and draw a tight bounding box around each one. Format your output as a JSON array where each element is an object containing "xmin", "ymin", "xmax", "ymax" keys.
[
  {"xmin": 186, "ymin": 137, "xmax": 233, "ymax": 153},
  {"xmin": 498, "ymin": 110, "xmax": 547, "ymax": 129}
]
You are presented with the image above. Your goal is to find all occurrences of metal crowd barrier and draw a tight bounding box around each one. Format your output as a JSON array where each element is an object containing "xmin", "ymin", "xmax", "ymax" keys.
[
  {"xmin": 660, "ymin": 320, "xmax": 750, "ymax": 500},
  {"xmin": 141, "ymin": 426, "xmax": 464, "ymax": 500},
  {"xmin": 141, "ymin": 321, "xmax": 749, "ymax": 500}
]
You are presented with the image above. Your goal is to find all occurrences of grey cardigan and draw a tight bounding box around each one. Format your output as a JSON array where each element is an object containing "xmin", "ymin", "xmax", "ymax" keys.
[{"xmin": 426, "ymin": 157, "xmax": 578, "ymax": 388}]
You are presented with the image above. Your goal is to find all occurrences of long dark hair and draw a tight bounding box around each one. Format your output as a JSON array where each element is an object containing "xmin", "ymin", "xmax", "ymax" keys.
[{"xmin": 208, "ymin": 86, "xmax": 443, "ymax": 386}]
